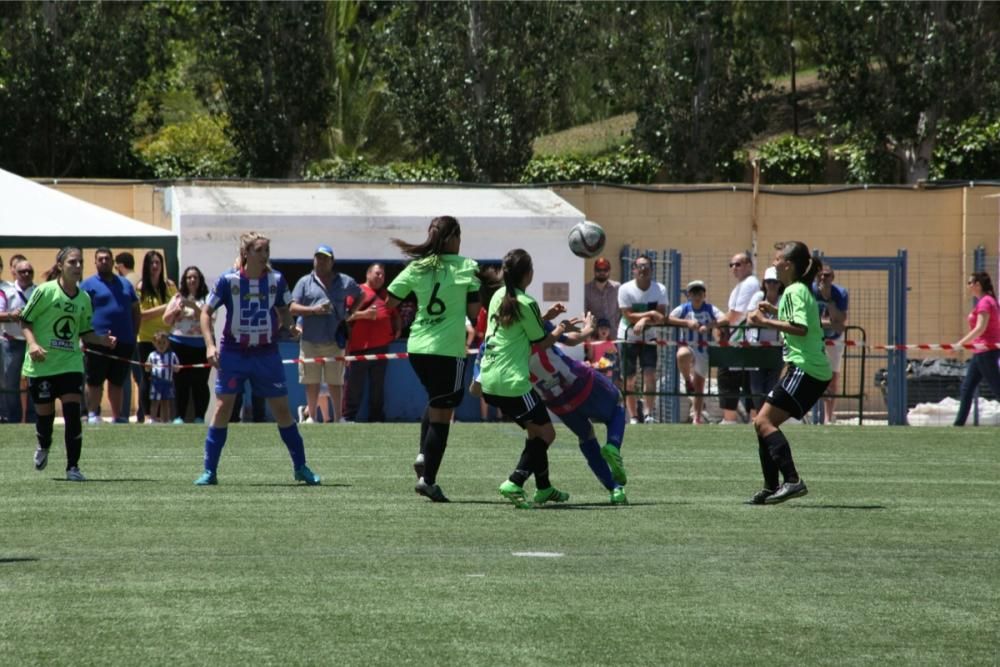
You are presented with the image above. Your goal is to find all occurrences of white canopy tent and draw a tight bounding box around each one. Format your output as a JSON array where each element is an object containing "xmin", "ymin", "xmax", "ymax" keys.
[
  {"xmin": 0, "ymin": 167, "xmax": 178, "ymax": 275},
  {"xmin": 166, "ymin": 186, "xmax": 589, "ymax": 317}
]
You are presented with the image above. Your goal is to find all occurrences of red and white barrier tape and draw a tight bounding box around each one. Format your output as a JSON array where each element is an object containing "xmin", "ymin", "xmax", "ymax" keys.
[{"xmin": 83, "ymin": 338, "xmax": 993, "ymax": 370}]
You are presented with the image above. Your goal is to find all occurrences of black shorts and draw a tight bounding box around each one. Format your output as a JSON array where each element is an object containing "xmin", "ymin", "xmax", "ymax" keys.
[
  {"xmin": 482, "ymin": 390, "xmax": 551, "ymax": 428},
  {"xmin": 408, "ymin": 353, "xmax": 466, "ymax": 409},
  {"xmin": 718, "ymin": 368, "xmax": 753, "ymax": 411},
  {"xmin": 29, "ymin": 373, "xmax": 84, "ymax": 404},
  {"xmin": 85, "ymin": 343, "xmax": 135, "ymax": 387},
  {"xmin": 621, "ymin": 342, "xmax": 658, "ymax": 377},
  {"xmin": 766, "ymin": 364, "xmax": 831, "ymax": 419}
]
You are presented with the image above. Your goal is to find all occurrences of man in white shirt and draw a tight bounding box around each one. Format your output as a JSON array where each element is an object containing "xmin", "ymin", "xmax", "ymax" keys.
[
  {"xmin": 617, "ymin": 255, "xmax": 668, "ymax": 424},
  {"xmin": 0, "ymin": 258, "xmax": 37, "ymax": 423},
  {"xmin": 719, "ymin": 251, "xmax": 760, "ymax": 424}
]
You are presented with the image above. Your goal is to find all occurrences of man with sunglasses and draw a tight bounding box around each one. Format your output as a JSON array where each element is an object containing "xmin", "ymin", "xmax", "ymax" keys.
[
  {"xmin": 719, "ymin": 252, "xmax": 760, "ymax": 424},
  {"xmin": 813, "ymin": 263, "xmax": 848, "ymax": 424},
  {"xmin": 585, "ymin": 256, "xmax": 621, "ymax": 327},
  {"xmin": 0, "ymin": 257, "xmax": 37, "ymax": 422},
  {"xmin": 617, "ymin": 255, "xmax": 667, "ymax": 424}
]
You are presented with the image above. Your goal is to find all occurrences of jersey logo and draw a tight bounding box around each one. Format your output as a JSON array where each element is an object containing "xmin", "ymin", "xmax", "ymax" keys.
[{"xmin": 53, "ymin": 315, "xmax": 75, "ymax": 341}]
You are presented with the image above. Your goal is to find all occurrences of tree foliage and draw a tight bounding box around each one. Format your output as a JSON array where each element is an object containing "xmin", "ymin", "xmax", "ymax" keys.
[
  {"xmin": 0, "ymin": 1, "xmax": 171, "ymax": 177},
  {"xmin": 196, "ymin": 1, "xmax": 332, "ymax": 178},
  {"xmin": 374, "ymin": 1, "xmax": 583, "ymax": 182},
  {"xmin": 623, "ymin": 1, "xmax": 771, "ymax": 183},
  {"xmin": 810, "ymin": 1, "xmax": 1000, "ymax": 184},
  {"xmin": 757, "ymin": 135, "xmax": 826, "ymax": 184}
]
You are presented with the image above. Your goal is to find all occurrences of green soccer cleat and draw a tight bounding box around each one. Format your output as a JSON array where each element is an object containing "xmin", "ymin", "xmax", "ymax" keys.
[
  {"xmin": 498, "ymin": 480, "xmax": 532, "ymax": 509},
  {"xmin": 610, "ymin": 487, "xmax": 628, "ymax": 505},
  {"xmin": 533, "ymin": 486, "xmax": 570, "ymax": 505},
  {"xmin": 600, "ymin": 444, "xmax": 628, "ymax": 486},
  {"xmin": 194, "ymin": 470, "xmax": 218, "ymax": 486},
  {"xmin": 294, "ymin": 465, "xmax": 322, "ymax": 486}
]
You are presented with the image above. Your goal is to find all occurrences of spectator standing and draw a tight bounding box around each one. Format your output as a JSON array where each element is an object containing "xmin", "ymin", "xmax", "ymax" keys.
[
  {"xmin": 719, "ymin": 251, "xmax": 760, "ymax": 424},
  {"xmin": 23, "ymin": 247, "xmax": 117, "ymax": 481},
  {"xmin": 0, "ymin": 255, "xmax": 10, "ymax": 423},
  {"xmin": 163, "ymin": 265, "xmax": 212, "ymax": 423},
  {"xmin": 670, "ymin": 280, "xmax": 726, "ymax": 424},
  {"xmin": 290, "ymin": 245, "xmax": 361, "ymax": 424},
  {"xmin": 343, "ymin": 263, "xmax": 400, "ymax": 422},
  {"xmin": 586, "ymin": 317, "xmax": 619, "ymax": 383},
  {"xmin": 813, "ymin": 264, "xmax": 849, "ymax": 423},
  {"xmin": 617, "ymin": 255, "xmax": 668, "ymax": 424},
  {"xmin": 81, "ymin": 248, "xmax": 140, "ymax": 424},
  {"xmin": 145, "ymin": 331, "xmax": 180, "ymax": 424},
  {"xmin": 747, "ymin": 267, "xmax": 784, "ymax": 413},
  {"xmin": 115, "ymin": 252, "xmax": 140, "ymax": 290},
  {"xmin": 136, "ymin": 250, "xmax": 177, "ymax": 423},
  {"xmin": 0, "ymin": 257, "xmax": 36, "ymax": 422},
  {"xmin": 953, "ymin": 271, "xmax": 1000, "ymax": 426},
  {"xmin": 584, "ymin": 256, "xmax": 621, "ymax": 327}
]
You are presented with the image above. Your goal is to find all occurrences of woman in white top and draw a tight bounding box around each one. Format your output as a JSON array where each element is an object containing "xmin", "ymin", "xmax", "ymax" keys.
[
  {"xmin": 747, "ymin": 267, "xmax": 784, "ymax": 412},
  {"xmin": 163, "ymin": 266, "xmax": 212, "ymax": 423}
]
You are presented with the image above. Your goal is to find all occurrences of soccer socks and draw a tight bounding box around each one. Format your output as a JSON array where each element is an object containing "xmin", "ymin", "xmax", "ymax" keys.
[
  {"xmin": 762, "ymin": 430, "xmax": 799, "ymax": 483},
  {"xmin": 36, "ymin": 412, "xmax": 55, "ymax": 451},
  {"xmin": 509, "ymin": 441, "xmax": 533, "ymax": 487},
  {"xmin": 529, "ymin": 437, "xmax": 552, "ymax": 489},
  {"xmin": 278, "ymin": 424, "xmax": 307, "ymax": 470},
  {"xmin": 422, "ymin": 421, "xmax": 450, "ymax": 485},
  {"xmin": 579, "ymin": 437, "xmax": 616, "ymax": 491},
  {"xmin": 419, "ymin": 409, "xmax": 430, "ymax": 457},
  {"xmin": 203, "ymin": 426, "xmax": 228, "ymax": 473},
  {"xmin": 756, "ymin": 432, "xmax": 781, "ymax": 491},
  {"xmin": 62, "ymin": 402, "xmax": 82, "ymax": 470},
  {"xmin": 606, "ymin": 404, "xmax": 627, "ymax": 449}
]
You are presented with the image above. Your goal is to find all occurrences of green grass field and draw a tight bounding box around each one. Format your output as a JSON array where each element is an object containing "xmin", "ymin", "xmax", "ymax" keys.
[{"xmin": 1, "ymin": 423, "xmax": 997, "ymax": 666}]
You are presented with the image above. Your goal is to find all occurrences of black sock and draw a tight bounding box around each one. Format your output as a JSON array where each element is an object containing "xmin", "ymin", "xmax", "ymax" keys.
[
  {"xmin": 36, "ymin": 412, "xmax": 54, "ymax": 450},
  {"xmin": 422, "ymin": 421, "xmax": 450, "ymax": 485},
  {"xmin": 756, "ymin": 432, "xmax": 780, "ymax": 491},
  {"xmin": 419, "ymin": 409, "xmax": 430, "ymax": 457},
  {"xmin": 63, "ymin": 402, "xmax": 82, "ymax": 469},
  {"xmin": 509, "ymin": 440, "xmax": 533, "ymax": 486},
  {"xmin": 528, "ymin": 437, "xmax": 551, "ymax": 489},
  {"xmin": 762, "ymin": 430, "xmax": 798, "ymax": 483}
]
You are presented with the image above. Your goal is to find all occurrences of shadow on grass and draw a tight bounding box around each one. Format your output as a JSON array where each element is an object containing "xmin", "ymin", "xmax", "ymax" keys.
[
  {"xmin": 448, "ymin": 500, "xmax": 662, "ymax": 509},
  {"xmin": 789, "ymin": 504, "xmax": 887, "ymax": 510},
  {"xmin": 244, "ymin": 483, "xmax": 352, "ymax": 488},
  {"xmin": 0, "ymin": 557, "xmax": 39, "ymax": 564},
  {"xmin": 52, "ymin": 478, "xmax": 158, "ymax": 483}
]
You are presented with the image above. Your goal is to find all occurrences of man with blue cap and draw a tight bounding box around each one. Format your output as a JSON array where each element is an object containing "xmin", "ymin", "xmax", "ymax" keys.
[{"xmin": 290, "ymin": 245, "xmax": 361, "ymax": 423}]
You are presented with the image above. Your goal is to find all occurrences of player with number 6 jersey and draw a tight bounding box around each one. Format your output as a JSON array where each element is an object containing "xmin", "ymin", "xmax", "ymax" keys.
[{"xmin": 387, "ymin": 216, "xmax": 480, "ymax": 502}]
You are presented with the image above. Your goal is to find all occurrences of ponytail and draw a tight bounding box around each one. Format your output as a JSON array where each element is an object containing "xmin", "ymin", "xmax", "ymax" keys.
[
  {"xmin": 774, "ymin": 241, "xmax": 820, "ymax": 285},
  {"xmin": 494, "ymin": 249, "xmax": 533, "ymax": 328},
  {"xmin": 392, "ymin": 216, "xmax": 462, "ymax": 260}
]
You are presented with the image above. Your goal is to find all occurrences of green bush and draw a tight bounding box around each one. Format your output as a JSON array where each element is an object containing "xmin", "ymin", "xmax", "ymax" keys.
[
  {"xmin": 136, "ymin": 115, "xmax": 239, "ymax": 178},
  {"xmin": 303, "ymin": 157, "xmax": 459, "ymax": 182},
  {"xmin": 831, "ymin": 137, "xmax": 899, "ymax": 184},
  {"xmin": 520, "ymin": 143, "xmax": 661, "ymax": 184},
  {"xmin": 931, "ymin": 116, "xmax": 1000, "ymax": 181},
  {"xmin": 756, "ymin": 135, "xmax": 826, "ymax": 184}
]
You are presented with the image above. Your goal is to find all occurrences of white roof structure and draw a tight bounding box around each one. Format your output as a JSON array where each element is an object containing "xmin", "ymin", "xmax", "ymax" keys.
[
  {"xmin": 167, "ymin": 185, "xmax": 588, "ymax": 314},
  {"xmin": 0, "ymin": 167, "xmax": 174, "ymax": 239}
]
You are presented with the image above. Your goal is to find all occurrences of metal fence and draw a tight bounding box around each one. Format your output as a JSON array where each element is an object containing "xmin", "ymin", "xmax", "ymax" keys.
[{"xmin": 613, "ymin": 247, "xmax": 990, "ymax": 426}]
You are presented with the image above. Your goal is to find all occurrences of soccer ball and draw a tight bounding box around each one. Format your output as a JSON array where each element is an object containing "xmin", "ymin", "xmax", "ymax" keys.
[{"xmin": 567, "ymin": 220, "xmax": 606, "ymax": 259}]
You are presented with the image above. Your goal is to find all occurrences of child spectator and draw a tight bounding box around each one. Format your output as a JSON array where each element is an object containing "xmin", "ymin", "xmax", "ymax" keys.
[
  {"xmin": 586, "ymin": 317, "xmax": 619, "ymax": 384},
  {"xmin": 145, "ymin": 331, "xmax": 180, "ymax": 424}
]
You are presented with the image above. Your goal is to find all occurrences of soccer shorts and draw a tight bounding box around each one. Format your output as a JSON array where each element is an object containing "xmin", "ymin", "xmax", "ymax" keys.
[
  {"xmin": 216, "ymin": 346, "xmax": 288, "ymax": 399},
  {"xmin": 482, "ymin": 389, "xmax": 551, "ymax": 428},
  {"xmin": 765, "ymin": 364, "xmax": 831, "ymax": 420},
  {"xmin": 556, "ymin": 372, "xmax": 622, "ymax": 442},
  {"xmin": 409, "ymin": 353, "xmax": 466, "ymax": 409},
  {"xmin": 29, "ymin": 372, "xmax": 84, "ymax": 404}
]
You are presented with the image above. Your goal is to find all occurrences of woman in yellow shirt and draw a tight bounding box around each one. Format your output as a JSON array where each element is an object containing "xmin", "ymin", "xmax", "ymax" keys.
[{"xmin": 136, "ymin": 250, "xmax": 177, "ymax": 422}]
